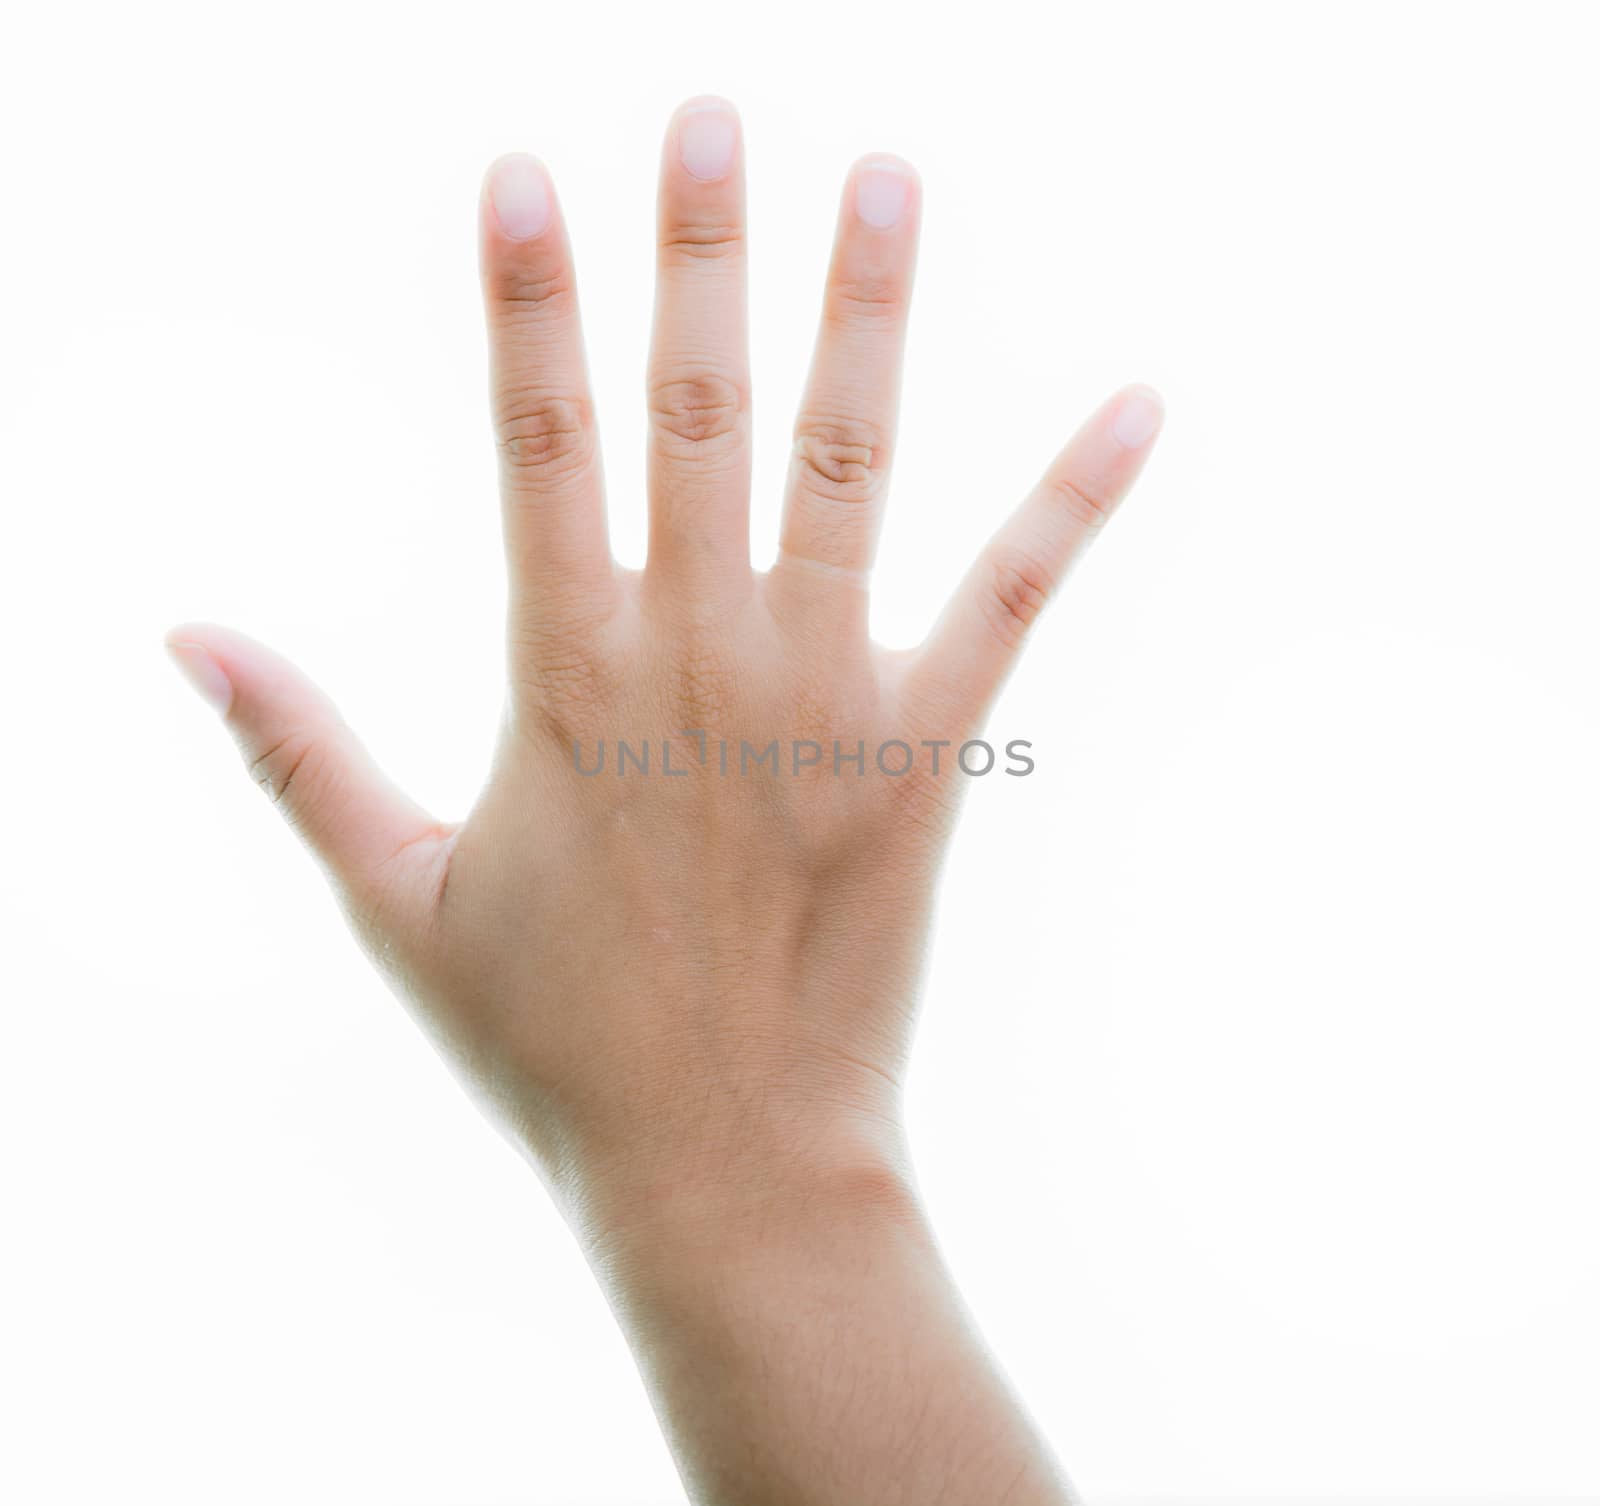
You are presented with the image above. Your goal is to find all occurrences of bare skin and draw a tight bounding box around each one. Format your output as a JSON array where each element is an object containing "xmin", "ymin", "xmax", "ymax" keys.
[{"xmin": 166, "ymin": 96, "xmax": 1162, "ymax": 1506}]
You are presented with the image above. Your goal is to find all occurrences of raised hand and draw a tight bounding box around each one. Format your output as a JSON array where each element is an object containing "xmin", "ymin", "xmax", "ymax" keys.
[{"xmin": 166, "ymin": 95, "xmax": 1162, "ymax": 1506}]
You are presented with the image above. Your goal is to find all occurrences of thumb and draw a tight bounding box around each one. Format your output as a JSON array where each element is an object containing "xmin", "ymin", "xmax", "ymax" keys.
[{"xmin": 164, "ymin": 622, "xmax": 451, "ymax": 923}]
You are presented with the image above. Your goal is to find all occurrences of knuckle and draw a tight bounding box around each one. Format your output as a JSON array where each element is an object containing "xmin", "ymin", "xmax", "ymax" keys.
[
  {"xmin": 661, "ymin": 221, "xmax": 745, "ymax": 261},
  {"xmin": 649, "ymin": 372, "xmax": 747, "ymax": 453},
  {"xmin": 827, "ymin": 267, "xmax": 903, "ymax": 329},
  {"xmin": 665, "ymin": 639, "xmax": 739, "ymax": 728},
  {"xmin": 791, "ymin": 415, "xmax": 886, "ymax": 507},
  {"xmin": 982, "ymin": 548, "xmax": 1055, "ymax": 649},
  {"xmin": 490, "ymin": 262, "xmax": 575, "ymax": 311},
  {"xmin": 1050, "ymin": 470, "xmax": 1116, "ymax": 531},
  {"xmin": 495, "ymin": 393, "xmax": 595, "ymax": 478},
  {"xmin": 247, "ymin": 729, "xmax": 323, "ymax": 810},
  {"xmin": 514, "ymin": 644, "xmax": 614, "ymax": 743}
]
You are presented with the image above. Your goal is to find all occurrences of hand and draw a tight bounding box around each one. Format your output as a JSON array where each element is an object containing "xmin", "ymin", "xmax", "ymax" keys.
[{"xmin": 167, "ymin": 96, "xmax": 1162, "ymax": 1506}]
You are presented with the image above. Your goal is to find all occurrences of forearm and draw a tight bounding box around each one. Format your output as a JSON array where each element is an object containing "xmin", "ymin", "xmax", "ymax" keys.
[{"xmin": 573, "ymin": 1130, "xmax": 1074, "ymax": 1506}]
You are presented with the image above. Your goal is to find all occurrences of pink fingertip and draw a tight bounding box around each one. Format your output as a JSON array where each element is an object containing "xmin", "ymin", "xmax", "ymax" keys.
[
  {"xmin": 1111, "ymin": 385, "xmax": 1165, "ymax": 450},
  {"xmin": 164, "ymin": 634, "xmax": 234, "ymax": 716},
  {"xmin": 677, "ymin": 100, "xmax": 738, "ymax": 182},
  {"xmin": 487, "ymin": 154, "xmax": 553, "ymax": 241},
  {"xmin": 854, "ymin": 158, "xmax": 914, "ymax": 229}
]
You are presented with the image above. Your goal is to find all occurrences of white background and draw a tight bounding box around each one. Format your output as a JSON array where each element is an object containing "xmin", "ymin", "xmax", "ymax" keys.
[{"xmin": 3, "ymin": 2, "xmax": 1597, "ymax": 1502}]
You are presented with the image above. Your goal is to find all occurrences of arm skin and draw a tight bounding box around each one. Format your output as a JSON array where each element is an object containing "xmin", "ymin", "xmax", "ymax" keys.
[
  {"xmin": 590, "ymin": 1138, "xmax": 1068, "ymax": 1505},
  {"xmin": 165, "ymin": 95, "xmax": 1161, "ymax": 1506}
]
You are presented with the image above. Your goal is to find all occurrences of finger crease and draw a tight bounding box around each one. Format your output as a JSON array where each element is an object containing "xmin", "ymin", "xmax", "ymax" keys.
[{"xmin": 777, "ymin": 548, "xmax": 872, "ymax": 589}]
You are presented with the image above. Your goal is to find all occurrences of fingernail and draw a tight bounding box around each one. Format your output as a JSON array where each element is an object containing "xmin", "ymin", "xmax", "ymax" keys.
[
  {"xmin": 854, "ymin": 160, "xmax": 912, "ymax": 229},
  {"xmin": 488, "ymin": 154, "xmax": 553, "ymax": 241},
  {"xmin": 678, "ymin": 103, "xmax": 738, "ymax": 182},
  {"xmin": 165, "ymin": 639, "xmax": 233, "ymax": 716},
  {"xmin": 1112, "ymin": 386, "xmax": 1164, "ymax": 449}
]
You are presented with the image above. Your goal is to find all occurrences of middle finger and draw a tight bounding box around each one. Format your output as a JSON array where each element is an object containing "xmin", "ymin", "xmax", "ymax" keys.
[{"xmin": 646, "ymin": 96, "xmax": 753, "ymax": 603}]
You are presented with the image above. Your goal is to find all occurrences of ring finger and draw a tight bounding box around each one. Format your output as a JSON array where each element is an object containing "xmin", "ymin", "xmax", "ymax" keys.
[{"xmin": 770, "ymin": 155, "xmax": 921, "ymax": 627}]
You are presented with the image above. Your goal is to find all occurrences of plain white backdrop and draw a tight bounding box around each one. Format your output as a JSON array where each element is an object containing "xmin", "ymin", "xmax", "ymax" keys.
[{"xmin": 3, "ymin": 1, "xmax": 1597, "ymax": 1501}]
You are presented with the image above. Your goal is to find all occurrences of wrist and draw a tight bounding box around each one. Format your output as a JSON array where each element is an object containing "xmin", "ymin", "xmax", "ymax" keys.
[
  {"xmin": 555, "ymin": 1122, "xmax": 1068, "ymax": 1506},
  {"xmin": 563, "ymin": 1109, "xmax": 922, "ymax": 1295}
]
